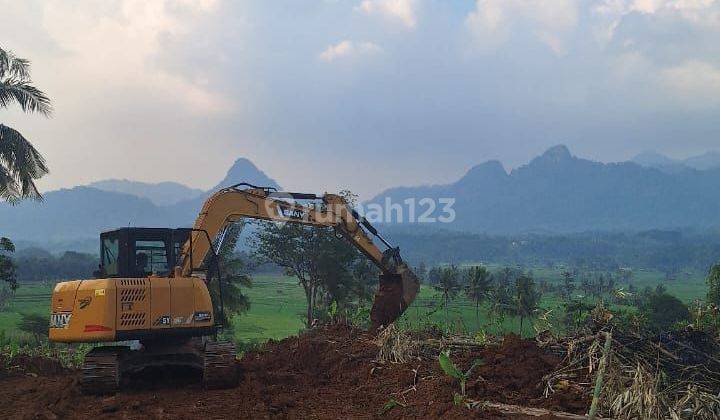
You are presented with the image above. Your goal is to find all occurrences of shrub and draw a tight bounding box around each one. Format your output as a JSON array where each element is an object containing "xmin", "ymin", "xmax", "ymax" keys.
[
  {"xmin": 642, "ymin": 292, "xmax": 689, "ymax": 331},
  {"xmin": 18, "ymin": 312, "xmax": 49, "ymax": 342}
]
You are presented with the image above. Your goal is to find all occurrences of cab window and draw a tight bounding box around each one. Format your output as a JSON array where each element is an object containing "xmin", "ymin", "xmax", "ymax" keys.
[
  {"xmin": 134, "ymin": 240, "xmax": 169, "ymax": 275},
  {"xmin": 102, "ymin": 237, "xmax": 119, "ymax": 277}
]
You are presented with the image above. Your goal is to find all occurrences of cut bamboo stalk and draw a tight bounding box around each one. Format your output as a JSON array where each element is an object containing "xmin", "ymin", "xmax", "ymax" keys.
[{"xmin": 588, "ymin": 331, "xmax": 612, "ymax": 420}]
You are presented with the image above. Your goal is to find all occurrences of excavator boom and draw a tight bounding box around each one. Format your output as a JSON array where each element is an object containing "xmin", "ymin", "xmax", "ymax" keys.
[{"xmin": 179, "ymin": 184, "xmax": 420, "ymax": 327}]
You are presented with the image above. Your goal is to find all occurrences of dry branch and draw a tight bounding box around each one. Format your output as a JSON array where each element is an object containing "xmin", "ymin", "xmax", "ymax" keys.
[{"xmin": 477, "ymin": 401, "xmax": 607, "ymax": 419}]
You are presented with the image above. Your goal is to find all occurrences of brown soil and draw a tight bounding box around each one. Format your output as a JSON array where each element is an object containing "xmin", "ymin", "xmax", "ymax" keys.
[
  {"xmin": 0, "ymin": 353, "xmax": 68, "ymax": 379},
  {"xmin": 2, "ymin": 325, "xmax": 589, "ymax": 419}
]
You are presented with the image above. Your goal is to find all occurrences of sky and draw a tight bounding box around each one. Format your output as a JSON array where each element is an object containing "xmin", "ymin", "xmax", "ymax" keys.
[{"xmin": 2, "ymin": 0, "xmax": 720, "ymax": 198}]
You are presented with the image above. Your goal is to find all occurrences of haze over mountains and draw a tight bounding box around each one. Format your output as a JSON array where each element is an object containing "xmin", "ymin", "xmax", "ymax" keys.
[
  {"xmin": 0, "ymin": 158, "xmax": 280, "ymax": 245},
  {"xmin": 632, "ymin": 150, "xmax": 720, "ymax": 173},
  {"xmin": 2, "ymin": 147, "xmax": 720, "ymax": 248},
  {"xmin": 368, "ymin": 145, "xmax": 720, "ymax": 234},
  {"xmin": 88, "ymin": 180, "xmax": 205, "ymax": 206}
]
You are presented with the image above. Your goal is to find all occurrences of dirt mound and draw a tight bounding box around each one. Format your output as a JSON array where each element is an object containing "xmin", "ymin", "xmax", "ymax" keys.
[
  {"xmin": 2, "ymin": 325, "xmax": 589, "ymax": 419},
  {"xmin": 0, "ymin": 353, "xmax": 68, "ymax": 379}
]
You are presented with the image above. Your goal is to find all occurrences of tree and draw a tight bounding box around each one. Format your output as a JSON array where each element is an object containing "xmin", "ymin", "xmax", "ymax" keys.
[
  {"xmin": 487, "ymin": 280, "xmax": 514, "ymax": 332},
  {"xmin": 0, "ymin": 237, "xmax": 17, "ymax": 307},
  {"xmin": 706, "ymin": 264, "xmax": 720, "ymax": 308},
  {"xmin": 1, "ymin": 47, "xmax": 51, "ymax": 303},
  {"xmin": 618, "ymin": 268, "xmax": 633, "ymax": 284},
  {"xmin": 464, "ymin": 266, "xmax": 492, "ymax": 326},
  {"xmin": 427, "ymin": 266, "xmax": 441, "ymax": 285},
  {"xmin": 642, "ymin": 292, "xmax": 689, "ymax": 331},
  {"xmin": 18, "ymin": 312, "xmax": 48, "ymax": 342},
  {"xmin": 415, "ymin": 261, "xmax": 428, "ymax": 283},
  {"xmin": 349, "ymin": 258, "xmax": 378, "ymax": 307},
  {"xmin": 433, "ymin": 265, "xmax": 461, "ymax": 326},
  {"xmin": 253, "ymin": 222, "xmax": 321, "ymax": 327},
  {"xmin": 210, "ymin": 223, "xmax": 252, "ymax": 326},
  {"xmin": 561, "ymin": 270, "xmax": 575, "ymax": 299},
  {"xmin": 562, "ymin": 299, "xmax": 594, "ymax": 331},
  {"xmin": 13, "ymin": 248, "xmax": 97, "ymax": 282},
  {"xmin": 515, "ymin": 274, "xmax": 540, "ymax": 336},
  {"xmin": 580, "ymin": 277, "xmax": 592, "ymax": 297},
  {"xmin": 1, "ymin": 46, "xmax": 51, "ymax": 202},
  {"xmin": 497, "ymin": 267, "xmax": 514, "ymax": 287},
  {"xmin": 252, "ymin": 220, "xmax": 368, "ymax": 327}
]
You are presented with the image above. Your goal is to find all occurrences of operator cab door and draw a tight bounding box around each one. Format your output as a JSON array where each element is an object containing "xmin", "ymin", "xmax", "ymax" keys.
[
  {"xmin": 118, "ymin": 230, "xmax": 172, "ymax": 331},
  {"xmin": 129, "ymin": 228, "xmax": 194, "ymax": 330},
  {"xmin": 127, "ymin": 229, "xmax": 174, "ymax": 330}
]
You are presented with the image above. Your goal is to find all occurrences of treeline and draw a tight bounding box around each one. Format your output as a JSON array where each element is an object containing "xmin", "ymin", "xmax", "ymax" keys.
[
  {"xmin": 13, "ymin": 248, "xmax": 97, "ymax": 282},
  {"xmin": 420, "ymin": 263, "xmax": 695, "ymax": 334},
  {"xmin": 386, "ymin": 227, "xmax": 720, "ymax": 273},
  {"xmin": 10, "ymin": 227, "xmax": 720, "ymax": 283}
]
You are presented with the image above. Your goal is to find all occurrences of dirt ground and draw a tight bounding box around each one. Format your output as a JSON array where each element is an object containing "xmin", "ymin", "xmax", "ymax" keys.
[{"xmin": 2, "ymin": 325, "xmax": 589, "ymax": 419}]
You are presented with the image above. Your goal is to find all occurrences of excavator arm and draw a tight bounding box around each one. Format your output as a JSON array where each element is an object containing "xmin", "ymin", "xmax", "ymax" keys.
[{"xmin": 177, "ymin": 183, "xmax": 420, "ymax": 328}]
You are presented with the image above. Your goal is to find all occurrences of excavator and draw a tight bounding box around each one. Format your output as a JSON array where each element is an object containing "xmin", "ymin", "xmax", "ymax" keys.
[{"xmin": 48, "ymin": 183, "xmax": 420, "ymax": 394}]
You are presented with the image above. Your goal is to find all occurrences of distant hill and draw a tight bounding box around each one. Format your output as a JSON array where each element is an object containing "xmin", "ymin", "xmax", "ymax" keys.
[
  {"xmin": 0, "ymin": 187, "xmax": 165, "ymax": 242},
  {"xmin": 684, "ymin": 151, "xmax": 720, "ymax": 171},
  {"xmin": 0, "ymin": 157, "xmax": 282, "ymax": 244},
  {"xmin": 5, "ymin": 148, "xmax": 720, "ymax": 245},
  {"xmin": 163, "ymin": 158, "xmax": 282, "ymax": 227},
  {"xmin": 88, "ymin": 179, "xmax": 204, "ymax": 206},
  {"xmin": 367, "ymin": 145, "xmax": 720, "ymax": 234},
  {"xmin": 211, "ymin": 158, "xmax": 280, "ymax": 191},
  {"xmin": 632, "ymin": 150, "xmax": 720, "ymax": 173}
]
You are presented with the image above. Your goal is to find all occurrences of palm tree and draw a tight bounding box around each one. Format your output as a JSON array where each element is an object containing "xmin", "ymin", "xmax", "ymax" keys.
[
  {"xmin": 212, "ymin": 222, "xmax": 252, "ymax": 326},
  {"xmin": 1, "ymin": 46, "xmax": 52, "ymax": 202},
  {"xmin": 515, "ymin": 274, "xmax": 540, "ymax": 336},
  {"xmin": 561, "ymin": 270, "xmax": 575, "ymax": 299},
  {"xmin": 0, "ymin": 237, "xmax": 17, "ymax": 293},
  {"xmin": 464, "ymin": 266, "xmax": 492, "ymax": 327},
  {"xmin": 432, "ymin": 265, "xmax": 461, "ymax": 327}
]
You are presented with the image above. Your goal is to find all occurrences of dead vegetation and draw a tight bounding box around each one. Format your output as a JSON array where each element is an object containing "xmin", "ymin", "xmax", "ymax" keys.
[
  {"xmin": 375, "ymin": 323, "xmax": 420, "ymax": 364},
  {"xmin": 542, "ymin": 326, "xmax": 720, "ymax": 419}
]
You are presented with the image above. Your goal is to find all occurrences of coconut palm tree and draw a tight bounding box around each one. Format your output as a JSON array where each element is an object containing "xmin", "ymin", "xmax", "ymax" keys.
[
  {"xmin": 515, "ymin": 274, "xmax": 540, "ymax": 336},
  {"xmin": 464, "ymin": 265, "xmax": 492, "ymax": 327},
  {"xmin": 433, "ymin": 265, "xmax": 461, "ymax": 327},
  {"xmin": 1, "ymin": 46, "xmax": 52, "ymax": 202}
]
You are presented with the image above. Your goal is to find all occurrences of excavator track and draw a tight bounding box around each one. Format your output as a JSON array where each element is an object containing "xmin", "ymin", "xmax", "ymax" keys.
[
  {"xmin": 81, "ymin": 347, "xmax": 126, "ymax": 395},
  {"xmin": 203, "ymin": 341, "xmax": 238, "ymax": 389}
]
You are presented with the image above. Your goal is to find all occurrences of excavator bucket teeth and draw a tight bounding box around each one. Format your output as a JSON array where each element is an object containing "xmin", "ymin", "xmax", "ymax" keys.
[{"xmin": 369, "ymin": 265, "xmax": 420, "ymax": 329}]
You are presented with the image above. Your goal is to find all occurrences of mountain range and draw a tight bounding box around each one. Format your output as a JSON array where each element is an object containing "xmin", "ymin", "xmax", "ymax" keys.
[
  {"xmin": 632, "ymin": 150, "xmax": 720, "ymax": 173},
  {"xmin": 2, "ymin": 147, "xmax": 720, "ymax": 248},
  {"xmin": 367, "ymin": 145, "xmax": 720, "ymax": 234},
  {"xmin": 88, "ymin": 179, "xmax": 205, "ymax": 206},
  {"xmin": 0, "ymin": 158, "xmax": 280, "ymax": 245}
]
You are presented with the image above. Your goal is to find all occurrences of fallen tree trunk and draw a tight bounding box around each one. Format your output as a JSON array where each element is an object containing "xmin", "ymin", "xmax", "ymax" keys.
[{"xmin": 480, "ymin": 401, "xmax": 605, "ymax": 419}]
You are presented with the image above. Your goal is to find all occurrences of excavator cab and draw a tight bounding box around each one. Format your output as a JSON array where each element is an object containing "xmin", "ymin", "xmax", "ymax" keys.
[{"xmin": 97, "ymin": 228, "xmax": 191, "ymax": 279}]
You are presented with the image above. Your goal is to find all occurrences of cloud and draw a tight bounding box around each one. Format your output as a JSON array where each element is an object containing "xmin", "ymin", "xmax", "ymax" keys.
[
  {"xmin": 36, "ymin": 0, "xmax": 230, "ymax": 115},
  {"xmin": 659, "ymin": 60, "xmax": 720, "ymax": 103},
  {"xmin": 355, "ymin": 0, "xmax": 417, "ymax": 29},
  {"xmin": 596, "ymin": 0, "xmax": 718, "ymax": 16},
  {"xmin": 465, "ymin": 0, "xmax": 579, "ymax": 54},
  {"xmin": 319, "ymin": 40, "xmax": 382, "ymax": 62},
  {"xmin": 5, "ymin": 0, "xmax": 720, "ymax": 198},
  {"xmin": 594, "ymin": 0, "xmax": 720, "ymax": 40}
]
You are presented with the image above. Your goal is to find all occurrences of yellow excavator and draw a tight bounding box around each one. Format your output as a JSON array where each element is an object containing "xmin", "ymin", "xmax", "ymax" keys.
[{"xmin": 49, "ymin": 183, "xmax": 420, "ymax": 393}]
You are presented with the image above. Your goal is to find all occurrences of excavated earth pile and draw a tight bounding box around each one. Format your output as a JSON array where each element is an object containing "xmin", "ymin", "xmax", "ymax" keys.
[{"xmin": 1, "ymin": 325, "xmax": 589, "ymax": 419}]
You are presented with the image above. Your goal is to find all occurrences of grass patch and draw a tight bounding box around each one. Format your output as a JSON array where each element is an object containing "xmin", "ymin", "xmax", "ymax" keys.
[{"xmin": 0, "ymin": 268, "xmax": 709, "ymax": 343}]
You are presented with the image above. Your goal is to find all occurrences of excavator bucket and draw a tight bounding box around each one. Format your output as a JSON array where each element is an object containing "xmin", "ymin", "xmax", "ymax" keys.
[{"xmin": 369, "ymin": 264, "xmax": 420, "ymax": 328}]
